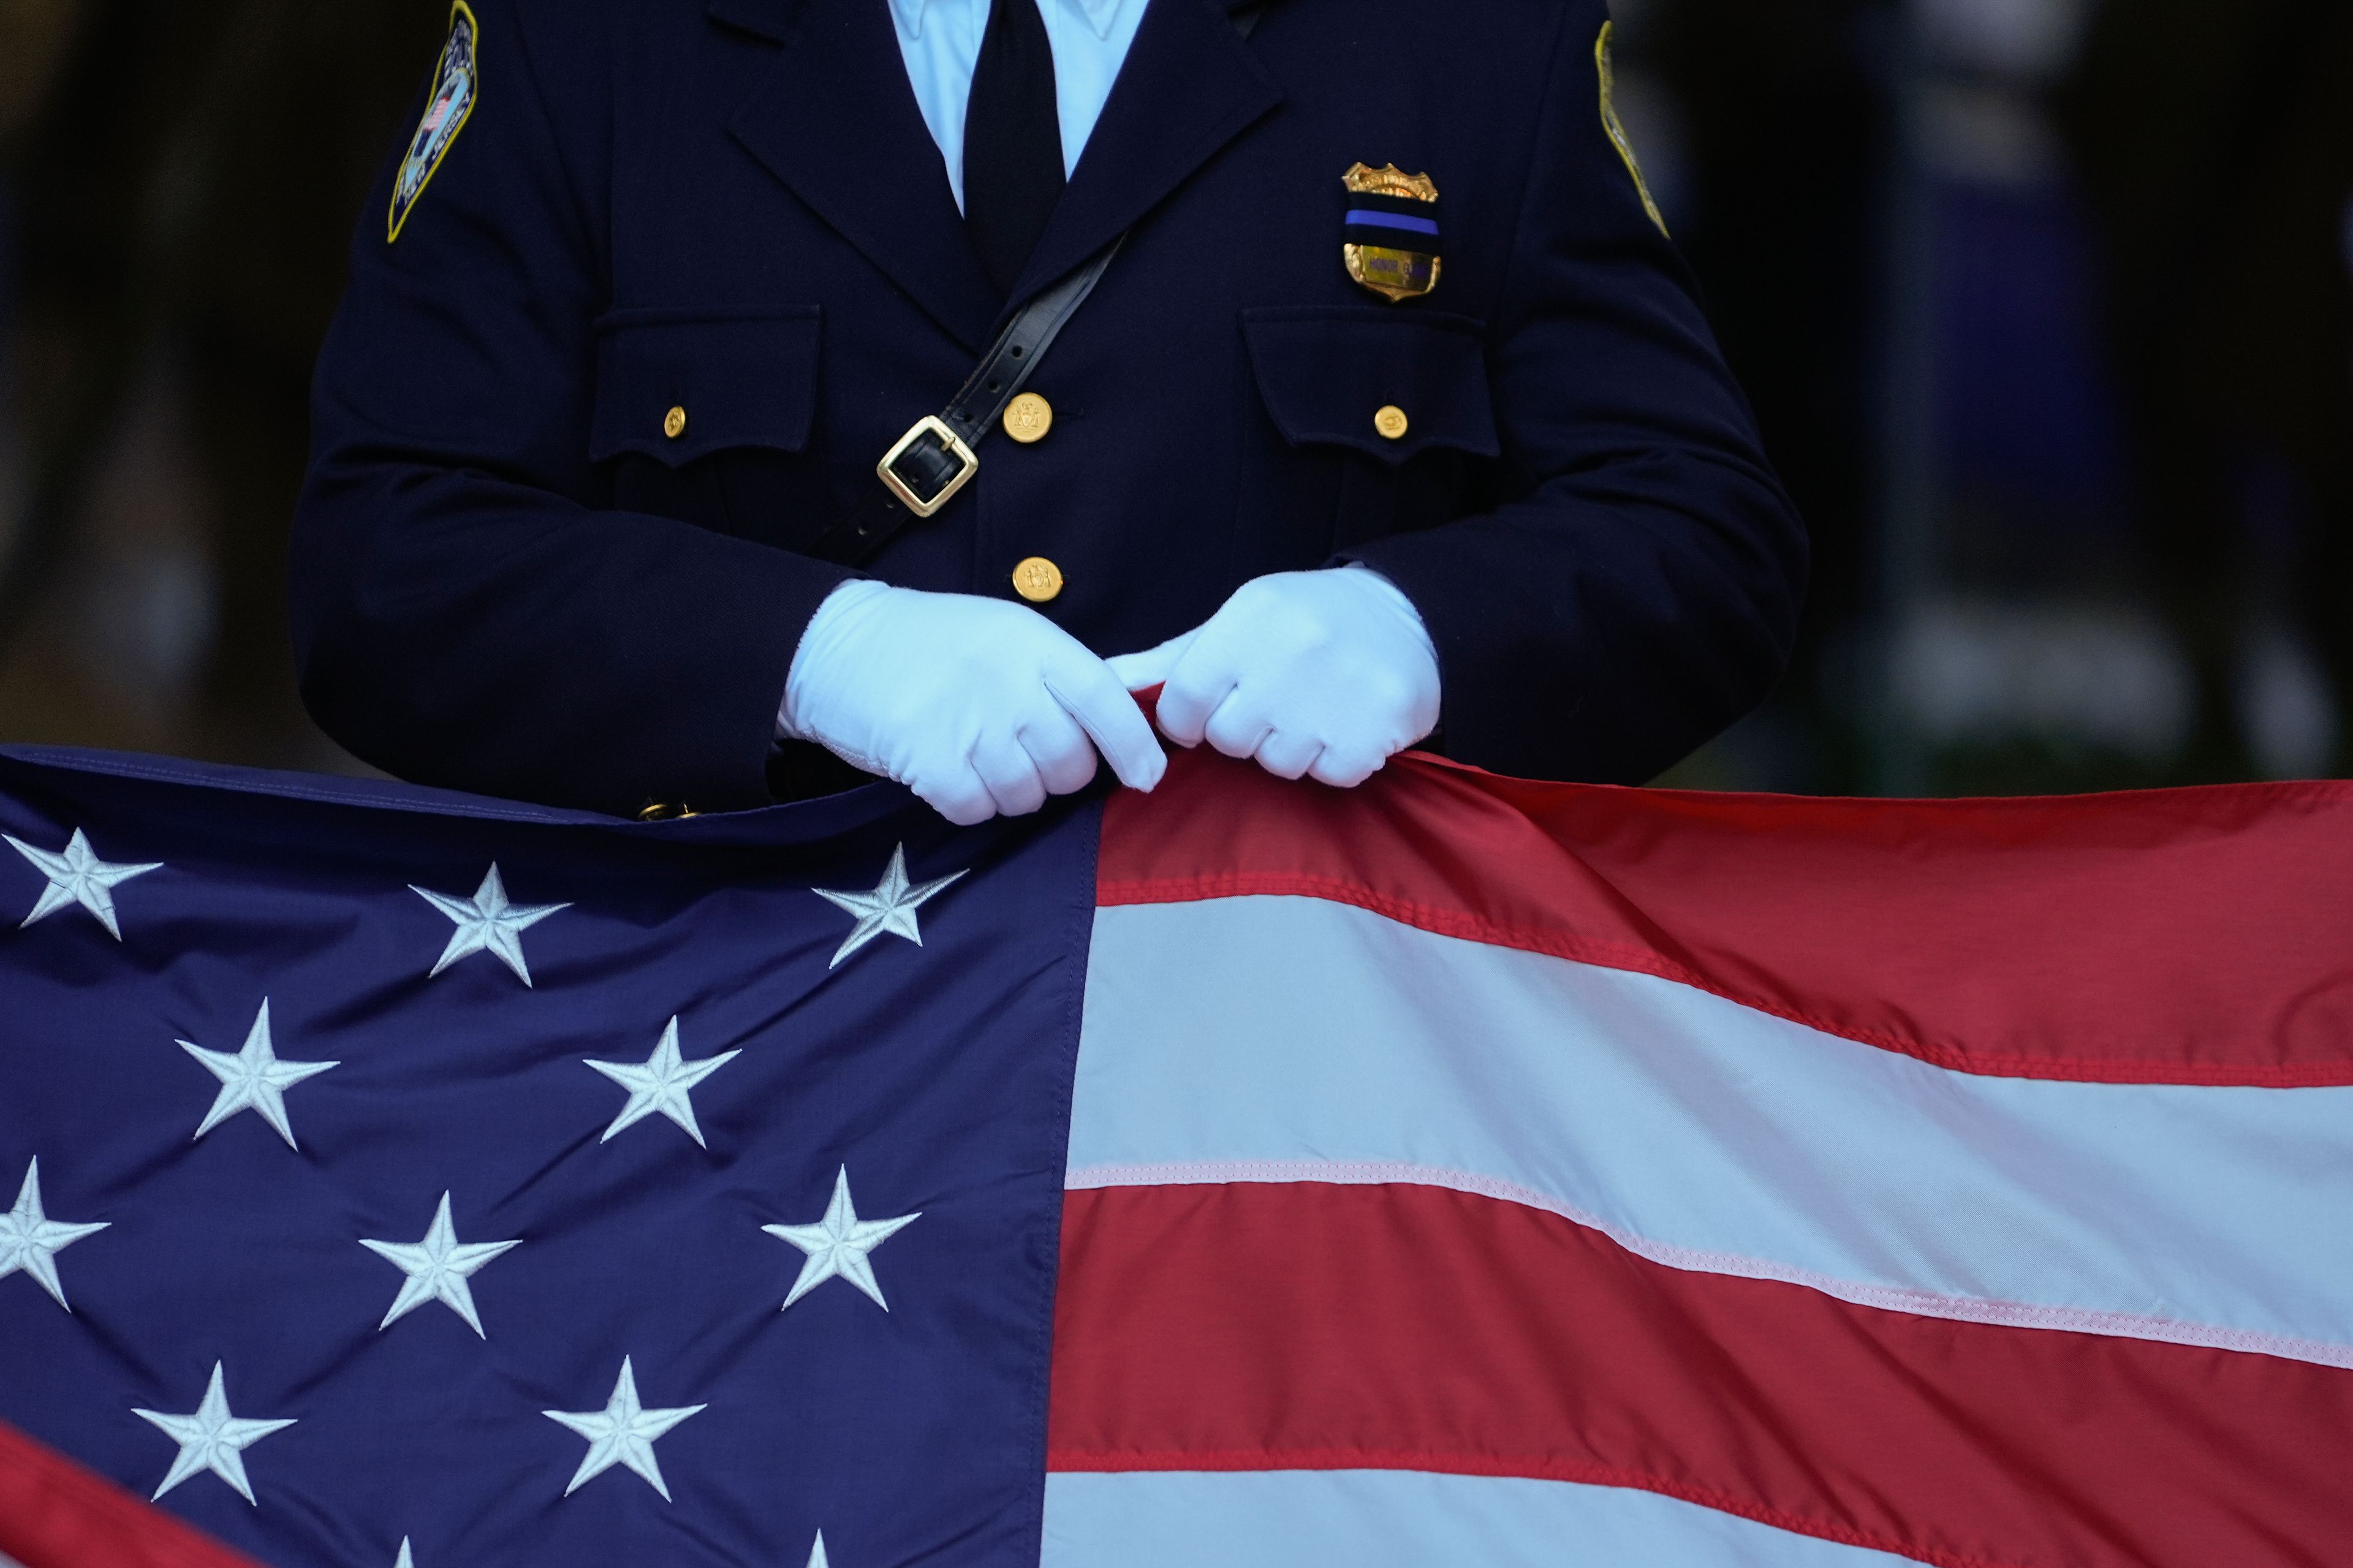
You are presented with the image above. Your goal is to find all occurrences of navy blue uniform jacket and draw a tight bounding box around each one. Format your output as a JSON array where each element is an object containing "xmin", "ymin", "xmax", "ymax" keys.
[{"xmin": 291, "ymin": 0, "xmax": 1805, "ymax": 817}]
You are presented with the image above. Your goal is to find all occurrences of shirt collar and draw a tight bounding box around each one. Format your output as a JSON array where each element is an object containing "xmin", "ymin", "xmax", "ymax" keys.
[{"xmin": 889, "ymin": 0, "xmax": 1126, "ymax": 43}]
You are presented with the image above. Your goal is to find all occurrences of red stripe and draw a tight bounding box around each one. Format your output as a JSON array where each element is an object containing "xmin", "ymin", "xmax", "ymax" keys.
[
  {"xmin": 0, "ymin": 1420, "xmax": 262, "ymax": 1568},
  {"xmin": 1100, "ymin": 748, "xmax": 2353, "ymax": 1085},
  {"xmin": 1047, "ymin": 1183, "xmax": 2353, "ymax": 1568}
]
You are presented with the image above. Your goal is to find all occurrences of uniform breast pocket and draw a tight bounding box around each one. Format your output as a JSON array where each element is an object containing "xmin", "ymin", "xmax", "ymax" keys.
[
  {"xmin": 1241, "ymin": 307, "xmax": 1500, "ymax": 553},
  {"xmin": 589, "ymin": 306, "xmax": 826, "ymax": 540}
]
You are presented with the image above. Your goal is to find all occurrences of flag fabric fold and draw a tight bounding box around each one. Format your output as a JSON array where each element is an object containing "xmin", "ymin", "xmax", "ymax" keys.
[{"xmin": 1, "ymin": 743, "xmax": 2347, "ymax": 1567}]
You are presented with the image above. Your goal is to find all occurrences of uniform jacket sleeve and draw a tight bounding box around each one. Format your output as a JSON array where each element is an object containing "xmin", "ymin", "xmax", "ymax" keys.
[
  {"xmin": 289, "ymin": 0, "xmax": 853, "ymax": 816},
  {"xmin": 1341, "ymin": 3, "xmax": 1806, "ymax": 786}
]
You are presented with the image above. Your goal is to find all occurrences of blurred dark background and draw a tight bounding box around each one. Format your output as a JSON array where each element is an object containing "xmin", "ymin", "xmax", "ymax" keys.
[{"xmin": 0, "ymin": 0, "xmax": 2347, "ymax": 795}]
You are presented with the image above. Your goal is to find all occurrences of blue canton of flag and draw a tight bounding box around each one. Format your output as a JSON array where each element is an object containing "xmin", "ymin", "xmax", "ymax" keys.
[{"xmin": 0, "ymin": 747, "xmax": 1094, "ymax": 1567}]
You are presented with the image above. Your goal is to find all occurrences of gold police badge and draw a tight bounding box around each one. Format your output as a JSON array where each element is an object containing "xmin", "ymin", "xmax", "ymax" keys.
[{"xmin": 1342, "ymin": 163, "xmax": 1442, "ymax": 303}]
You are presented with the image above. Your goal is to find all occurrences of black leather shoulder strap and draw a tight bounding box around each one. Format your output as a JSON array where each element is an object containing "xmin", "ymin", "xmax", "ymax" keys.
[
  {"xmin": 804, "ymin": 239, "xmax": 1121, "ymax": 566},
  {"xmin": 805, "ymin": 3, "xmax": 1270, "ymax": 567}
]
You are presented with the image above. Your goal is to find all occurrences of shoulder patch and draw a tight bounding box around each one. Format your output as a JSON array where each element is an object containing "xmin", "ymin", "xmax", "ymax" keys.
[
  {"xmin": 390, "ymin": 2, "xmax": 480, "ymax": 243},
  {"xmin": 1595, "ymin": 21, "xmax": 1670, "ymax": 240}
]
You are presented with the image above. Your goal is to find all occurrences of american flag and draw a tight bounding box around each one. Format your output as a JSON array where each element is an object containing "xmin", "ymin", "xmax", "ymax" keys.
[{"xmin": 1, "ymin": 743, "xmax": 2348, "ymax": 1567}]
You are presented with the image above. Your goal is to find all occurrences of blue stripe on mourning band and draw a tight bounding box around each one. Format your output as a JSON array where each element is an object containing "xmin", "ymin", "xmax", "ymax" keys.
[{"xmin": 1345, "ymin": 210, "xmax": 1442, "ymax": 237}]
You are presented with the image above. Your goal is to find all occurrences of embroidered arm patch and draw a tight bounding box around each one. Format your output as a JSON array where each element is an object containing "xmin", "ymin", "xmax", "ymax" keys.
[
  {"xmin": 390, "ymin": 2, "xmax": 480, "ymax": 243},
  {"xmin": 1595, "ymin": 21, "xmax": 1670, "ymax": 240}
]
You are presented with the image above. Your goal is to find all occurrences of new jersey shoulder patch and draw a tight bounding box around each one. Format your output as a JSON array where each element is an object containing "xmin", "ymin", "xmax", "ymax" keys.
[{"xmin": 390, "ymin": 2, "xmax": 480, "ymax": 243}]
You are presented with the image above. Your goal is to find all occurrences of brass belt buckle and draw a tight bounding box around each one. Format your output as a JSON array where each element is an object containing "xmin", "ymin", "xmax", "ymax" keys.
[{"xmin": 876, "ymin": 415, "xmax": 980, "ymax": 519}]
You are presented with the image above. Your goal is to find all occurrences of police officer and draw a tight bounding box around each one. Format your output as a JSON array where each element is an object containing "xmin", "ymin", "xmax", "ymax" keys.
[{"xmin": 290, "ymin": 0, "xmax": 1806, "ymax": 822}]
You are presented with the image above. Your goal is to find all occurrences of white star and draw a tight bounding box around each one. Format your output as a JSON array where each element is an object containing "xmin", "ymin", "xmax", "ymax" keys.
[
  {"xmin": 542, "ymin": 1356, "xmax": 705, "ymax": 1501},
  {"xmin": 412, "ymin": 864, "xmax": 569, "ymax": 986},
  {"xmin": 806, "ymin": 1532, "xmax": 830, "ymax": 1568},
  {"xmin": 764, "ymin": 1166, "xmax": 920, "ymax": 1311},
  {"xmin": 6, "ymin": 828, "xmax": 161, "ymax": 940},
  {"xmin": 585, "ymin": 1017, "xmax": 740, "ymax": 1148},
  {"xmin": 0, "ymin": 1158, "xmax": 107, "ymax": 1311},
  {"xmin": 814, "ymin": 845, "xmax": 966, "ymax": 968},
  {"xmin": 359, "ymin": 1192, "xmax": 521, "ymax": 1338},
  {"xmin": 395, "ymin": 1542, "xmax": 414, "ymax": 1568},
  {"xmin": 178, "ymin": 999, "xmax": 339, "ymax": 1149},
  {"xmin": 132, "ymin": 1362, "xmax": 296, "ymax": 1504}
]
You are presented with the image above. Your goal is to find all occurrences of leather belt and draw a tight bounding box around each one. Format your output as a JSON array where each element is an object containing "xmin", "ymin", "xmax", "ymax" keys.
[
  {"xmin": 805, "ymin": 239, "xmax": 1123, "ymax": 567},
  {"xmin": 805, "ymin": 2, "xmax": 1267, "ymax": 569}
]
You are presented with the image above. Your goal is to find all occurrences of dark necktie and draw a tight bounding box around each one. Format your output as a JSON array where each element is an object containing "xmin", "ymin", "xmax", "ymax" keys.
[{"xmin": 964, "ymin": 0, "xmax": 1066, "ymax": 299}]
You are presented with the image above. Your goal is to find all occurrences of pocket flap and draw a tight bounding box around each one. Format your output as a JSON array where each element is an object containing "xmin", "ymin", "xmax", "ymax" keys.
[
  {"xmin": 591, "ymin": 306, "xmax": 822, "ymax": 466},
  {"xmin": 1242, "ymin": 308, "xmax": 1499, "ymax": 465}
]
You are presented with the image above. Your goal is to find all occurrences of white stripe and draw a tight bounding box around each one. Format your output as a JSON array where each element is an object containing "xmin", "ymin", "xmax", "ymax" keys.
[
  {"xmin": 1043, "ymin": 1469, "xmax": 1918, "ymax": 1568},
  {"xmin": 1072, "ymin": 898, "xmax": 2353, "ymax": 1365}
]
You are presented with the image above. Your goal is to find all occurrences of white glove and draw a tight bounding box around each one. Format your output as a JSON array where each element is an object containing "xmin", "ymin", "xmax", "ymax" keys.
[
  {"xmin": 781, "ymin": 581, "xmax": 1167, "ymax": 825},
  {"xmin": 1107, "ymin": 567, "xmax": 1440, "ymax": 788}
]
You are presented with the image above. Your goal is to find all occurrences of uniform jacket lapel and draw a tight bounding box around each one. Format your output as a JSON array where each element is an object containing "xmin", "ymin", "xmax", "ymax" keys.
[
  {"xmin": 1003, "ymin": 0, "xmax": 1284, "ymax": 315},
  {"xmin": 719, "ymin": 0, "xmax": 1002, "ymax": 350}
]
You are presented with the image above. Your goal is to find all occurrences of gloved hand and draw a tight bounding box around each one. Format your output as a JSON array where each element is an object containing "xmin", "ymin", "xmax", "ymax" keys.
[
  {"xmin": 780, "ymin": 581, "xmax": 1167, "ymax": 825},
  {"xmin": 1108, "ymin": 567, "xmax": 1441, "ymax": 788}
]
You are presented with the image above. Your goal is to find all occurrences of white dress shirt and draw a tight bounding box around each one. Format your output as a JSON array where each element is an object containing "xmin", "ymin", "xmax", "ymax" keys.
[{"xmin": 888, "ymin": 0, "xmax": 1150, "ymax": 210}]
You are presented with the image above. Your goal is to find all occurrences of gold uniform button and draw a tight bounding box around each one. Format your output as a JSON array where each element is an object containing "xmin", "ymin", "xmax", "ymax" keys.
[
  {"xmin": 662, "ymin": 405, "xmax": 688, "ymax": 440},
  {"xmin": 1012, "ymin": 556, "xmax": 1065, "ymax": 604},
  {"xmin": 1003, "ymin": 392, "xmax": 1054, "ymax": 444},
  {"xmin": 1374, "ymin": 404, "xmax": 1410, "ymax": 441}
]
